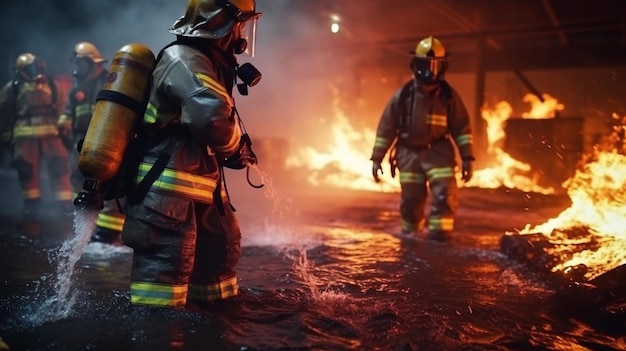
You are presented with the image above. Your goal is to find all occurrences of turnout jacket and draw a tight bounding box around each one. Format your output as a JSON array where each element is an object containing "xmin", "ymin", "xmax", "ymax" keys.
[
  {"xmin": 136, "ymin": 43, "xmax": 241, "ymax": 204},
  {"xmin": 0, "ymin": 79, "xmax": 66, "ymax": 145},
  {"xmin": 371, "ymin": 79, "xmax": 474, "ymax": 162}
]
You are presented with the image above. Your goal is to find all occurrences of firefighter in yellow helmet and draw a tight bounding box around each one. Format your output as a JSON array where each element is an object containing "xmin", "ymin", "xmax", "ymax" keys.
[
  {"xmin": 121, "ymin": 0, "xmax": 262, "ymax": 307},
  {"xmin": 0, "ymin": 53, "xmax": 73, "ymax": 216},
  {"xmin": 59, "ymin": 42, "xmax": 124, "ymax": 245},
  {"xmin": 371, "ymin": 36, "xmax": 474, "ymax": 242}
]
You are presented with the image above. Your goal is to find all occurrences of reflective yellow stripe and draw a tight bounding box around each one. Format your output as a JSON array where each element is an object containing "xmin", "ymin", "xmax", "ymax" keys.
[
  {"xmin": 143, "ymin": 102, "xmax": 157, "ymax": 124},
  {"xmin": 13, "ymin": 125, "xmax": 59, "ymax": 137},
  {"xmin": 428, "ymin": 217, "xmax": 454, "ymax": 231},
  {"xmin": 426, "ymin": 167, "xmax": 454, "ymax": 180},
  {"xmin": 456, "ymin": 134, "xmax": 473, "ymax": 146},
  {"xmin": 399, "ymin": 172, "xmax": 425, "ymax": 184},
  {"xmin": 137, "ymin": 162, "xmax": 219, "ymax": 203},
  {"xmin": 75, "ymin": 103, "xmax": 91, "ymax": 117},
  {"xmin": 374, "ymin": 136, "xmax": 392, "ymax": 149},
  {"xmin": 211, "ymin": 126, "xmax": 241, "ymax": 155},
  {"xmin": 130, "ymin": 281, "xmax": 188, "ymax": 306},
  {"xmin": 195, "ymin": 73, "xmax": 234, "ymax": 106},
  {"xmin": 96, "ymin": 213, "xmax": 126, "ymax": 231},
  {"xmin": 427, "ymin": 114, "xmax": 447, "ymax": 127},
  {"xmin": 188, "ymin": 275, "xmax": 238, "ymax": 301}
]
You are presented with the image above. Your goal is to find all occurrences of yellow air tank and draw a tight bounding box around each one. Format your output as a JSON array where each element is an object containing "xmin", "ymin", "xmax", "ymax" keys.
[{"xmin": 75, "ymin": 43, "xmax": 155, "ymax": 210}]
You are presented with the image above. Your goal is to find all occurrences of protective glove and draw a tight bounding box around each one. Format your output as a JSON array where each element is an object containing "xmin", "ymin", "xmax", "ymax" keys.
[
  {"xmin": 372, "ymin": 160, "xmax": 383, "ymax": 183},
  {"xmin": 461, "ymin": 159, "xmax": 473, "ymax": 182},
  {"xmin": 222, "ymin": 134, "xmax": 258, "ymax": 170},
  {"xmin": 58, "ymin": 126, "xmax": 73, "ymax": 151}
]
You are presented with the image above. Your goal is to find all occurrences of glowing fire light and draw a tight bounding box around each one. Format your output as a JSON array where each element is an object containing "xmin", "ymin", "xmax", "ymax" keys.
[
  {"xmin": 285, "ymin": 87, "xmax": 400, "ymax": 193},
  {"xmin": 461, "ymin": 93, "xmax": 562, "ymax": 194},
  {"xmin": 519, "ymin": 113, "xmax": 626, "ymax": 280},
  {"xmin": 288, "ymin": 89, "xmax": 564, "ymax": 194}
]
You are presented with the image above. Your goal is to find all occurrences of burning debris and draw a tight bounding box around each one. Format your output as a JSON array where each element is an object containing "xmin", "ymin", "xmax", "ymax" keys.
[{"xmin": 501, "ymin": 115, "xmax": 626, "ymax": 329}]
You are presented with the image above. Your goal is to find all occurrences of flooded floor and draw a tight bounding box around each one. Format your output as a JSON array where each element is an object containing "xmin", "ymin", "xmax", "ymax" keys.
[{"xmin": 0, "ymin": 180, "xmax": 624, "ymax": 350}]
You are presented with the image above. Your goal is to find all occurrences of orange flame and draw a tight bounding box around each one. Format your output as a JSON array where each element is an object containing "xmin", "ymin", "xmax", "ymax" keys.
[
  {"xmin": 287, "ymin": 89, "xmax": 565, "ymax": 195},
  {"xmin": 285, "ymin": 86, "xmax": 400, "ymax": 193},
  {"xmin": 519, "ymin": 114, "xmax": 626, "ymax": 280}
]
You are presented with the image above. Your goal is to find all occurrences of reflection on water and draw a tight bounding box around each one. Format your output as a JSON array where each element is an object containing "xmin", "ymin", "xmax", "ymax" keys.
[{"xmin": 0, "ymin": 188, "xmax": 624, "ymax": 350}]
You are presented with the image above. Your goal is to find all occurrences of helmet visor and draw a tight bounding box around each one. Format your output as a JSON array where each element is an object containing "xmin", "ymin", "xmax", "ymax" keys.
[
  {"xmin": 412, "ymin": 57, "xmax": 444, "ymax": 78},
  {"xmin": 239, "ymin": 15, "xmax": 260, "ymax": 57}
]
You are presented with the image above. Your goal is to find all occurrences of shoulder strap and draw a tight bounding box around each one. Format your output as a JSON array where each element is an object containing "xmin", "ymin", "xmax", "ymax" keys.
[{"xmin": 399, "ymin": 80, "xmax": 414, "ymax": 131}]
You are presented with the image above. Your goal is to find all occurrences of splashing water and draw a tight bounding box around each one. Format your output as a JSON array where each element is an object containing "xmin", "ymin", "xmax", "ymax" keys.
[
  {"xmin": 247, "ymin": 166, "xmax": 338, "ymax": 301},
  {"xmin": 30, "ymin": 208, "xmax": 99, "ymax": 323}
]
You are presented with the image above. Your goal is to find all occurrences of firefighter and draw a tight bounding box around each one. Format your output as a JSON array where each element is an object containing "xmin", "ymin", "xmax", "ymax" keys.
[
  {"xmin": 370, "ymin": 36, "xmax": 475, "ymax": 242},
  {"xmin": 59, "ymin": 42, "xmax": 124, "ymax": 245},
  {"xmin": 0, "ymin": 53, "xmax": 73, "ymax": 216},
  {"xmin": 121, "ymin": 0, "xmax": 262, "ymax": 307}
]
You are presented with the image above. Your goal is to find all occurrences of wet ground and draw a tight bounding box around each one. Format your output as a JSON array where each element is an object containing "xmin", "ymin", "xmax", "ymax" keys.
[{"xmin": 0, "ymin": 169, "xmax": 625, "ymax": 350}]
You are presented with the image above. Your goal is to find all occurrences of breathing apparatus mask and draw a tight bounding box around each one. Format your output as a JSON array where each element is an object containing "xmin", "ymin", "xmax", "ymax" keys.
[
  {"xmin": 71, "ymin": 56, "xmax": 95, "ymax": 80},
  {"xmin": 410, "ymin": 56, "xmax": 447, "ymax": 86},
  {"xmin": 19, "ymin": 60, "xmax": 46, "ymax": 85},
  {"xmin": 230, "ymin": 13, "xmax": 262, "ymax": 95}
]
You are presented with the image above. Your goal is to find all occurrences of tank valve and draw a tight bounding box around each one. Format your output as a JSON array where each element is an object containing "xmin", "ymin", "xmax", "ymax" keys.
[{"xmin": 73, "ymin": 179, "xmax": 104, "ymax": 210}]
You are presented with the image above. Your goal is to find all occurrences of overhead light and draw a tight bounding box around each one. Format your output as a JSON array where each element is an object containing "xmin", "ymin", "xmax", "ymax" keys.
[{"xmin": 330, "ymin": 13, "xmax": 340, "ymax": 34}]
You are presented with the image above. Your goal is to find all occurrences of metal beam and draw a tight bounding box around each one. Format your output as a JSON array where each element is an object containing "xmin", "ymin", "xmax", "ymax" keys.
[{"xmin": 540, "ymin": 0, "xmax": 569, "ymax": 46}]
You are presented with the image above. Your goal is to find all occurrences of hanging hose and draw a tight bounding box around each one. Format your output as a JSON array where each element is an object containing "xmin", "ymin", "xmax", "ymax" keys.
[{"xmin": 246, "ymin": 166, "xmax": 264, "ymax": 188}]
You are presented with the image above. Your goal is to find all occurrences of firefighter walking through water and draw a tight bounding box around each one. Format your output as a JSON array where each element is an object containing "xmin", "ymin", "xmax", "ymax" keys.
[
  {"xmin": 371, "ymin": 36, "xmax": 475, "ymax": 242},
  {"xmin": 0, "ymin": 53, "xmax": 73, "ymax": 216},
  {"xmin": 118, "ymin": 0, "xmax": 262, "ymax": 307},
  {"xmin": 59, "ymin": 42, "xmax": 125, "ymax": 245}
]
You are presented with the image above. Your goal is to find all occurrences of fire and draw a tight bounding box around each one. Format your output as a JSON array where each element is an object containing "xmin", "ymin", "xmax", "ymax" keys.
[
  {"xmin": 461, "ymin": 94, "xmax": 558, "ymax": 194},
  {"xmin": 287, "ymin": 88, "xmax": 564, "ymax": 195},
  {"xmin": 285, "ymin": 87, "xmax": 400, "ymax": 193},
  {"xmin": 519, "ymin": 114, "xmax": 626, "ymax": 280},
  {"xmin": 521, "ymin": 93, "xmax": 564, "ymax": 118}
]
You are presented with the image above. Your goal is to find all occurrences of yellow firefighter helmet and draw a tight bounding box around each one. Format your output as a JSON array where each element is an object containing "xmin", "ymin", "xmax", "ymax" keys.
[
  {"xmin": 410, "ymin": 36, "xmax": 448, "ymax": 85},
  {"xmin": 73, "ymin": 42, "xmax": 106, "ymax": 63},
  {"xmin": 15, "ymin": 53, "xmax": 46, "ymax": 82},
  {"xmin": 72, "ymin": 42, "xmax": 106, "ymax": 79},
  {"xmin": 169, "ymin": 0, "xmax": 261, "ymax": 39}
]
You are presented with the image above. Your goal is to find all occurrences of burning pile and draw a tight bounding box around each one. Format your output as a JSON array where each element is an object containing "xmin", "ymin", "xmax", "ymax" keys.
[{"xmin": 504, "ymin": 114, "xmax": 626, "ymax": 282}]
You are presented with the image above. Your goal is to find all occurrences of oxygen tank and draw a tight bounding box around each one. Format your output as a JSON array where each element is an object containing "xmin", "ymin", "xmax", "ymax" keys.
[{"xmin": 74, "ymin": 43, "xmax": 156, "ymax": 210}]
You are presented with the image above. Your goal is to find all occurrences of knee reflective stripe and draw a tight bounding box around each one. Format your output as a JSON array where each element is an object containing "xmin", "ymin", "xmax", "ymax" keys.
[
  {"xmin": 426, "ymin": 167, "xmax": 454, "ymax": 181},
  {"xmin": 54, "ymin": 190, "xmax": 74, "ymax": 201},
  {"xmin": 96, "ymin": 213, "xmax": 125, "ymax": 232},
  {"xmin": 137, "ymin": 162, "xmax": 218, "ymax": 203},
  {"xmin": 399, "ymin": 172, "xmax": 425, "ymax": 184},
  {"xmin": 188, "ymin": 276, "xmax": 239, "ymax": 302},
  {"xmin": 428, "ymin": 217, "xmax": 454, "ymax": 231},
  {"xmin": 401, "ymin": 217, "xmax": 425, "ymax": 232},
  {"xmin": 23, "ymin": 189, "xmax": 41, "ymax": 200},
  {"xmin": 130, "ymin": 281, "xmax": 188, "ymax": 306}
]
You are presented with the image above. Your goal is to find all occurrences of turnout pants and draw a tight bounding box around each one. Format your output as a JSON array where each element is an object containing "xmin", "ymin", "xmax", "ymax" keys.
[
  {"xmin": 122, "ymin": 190, "xmax": 241, "ymax": 307},
  {"xmin": 395, "ymin": 139, "xmax": 459, "ymax": 235}
]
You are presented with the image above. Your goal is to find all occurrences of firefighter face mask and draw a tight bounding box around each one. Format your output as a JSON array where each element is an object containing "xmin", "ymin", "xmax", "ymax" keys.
[
  {"xmin": 71, "ymin": 56, "xmax": 95, "ymax": 79},
  {"xmin": 19, "ymin": 61, "xmax": 46, "ymax": 83},
  {"xmin": 410, "ymin": 57, "xmax": 448, "ymax": 85}
]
